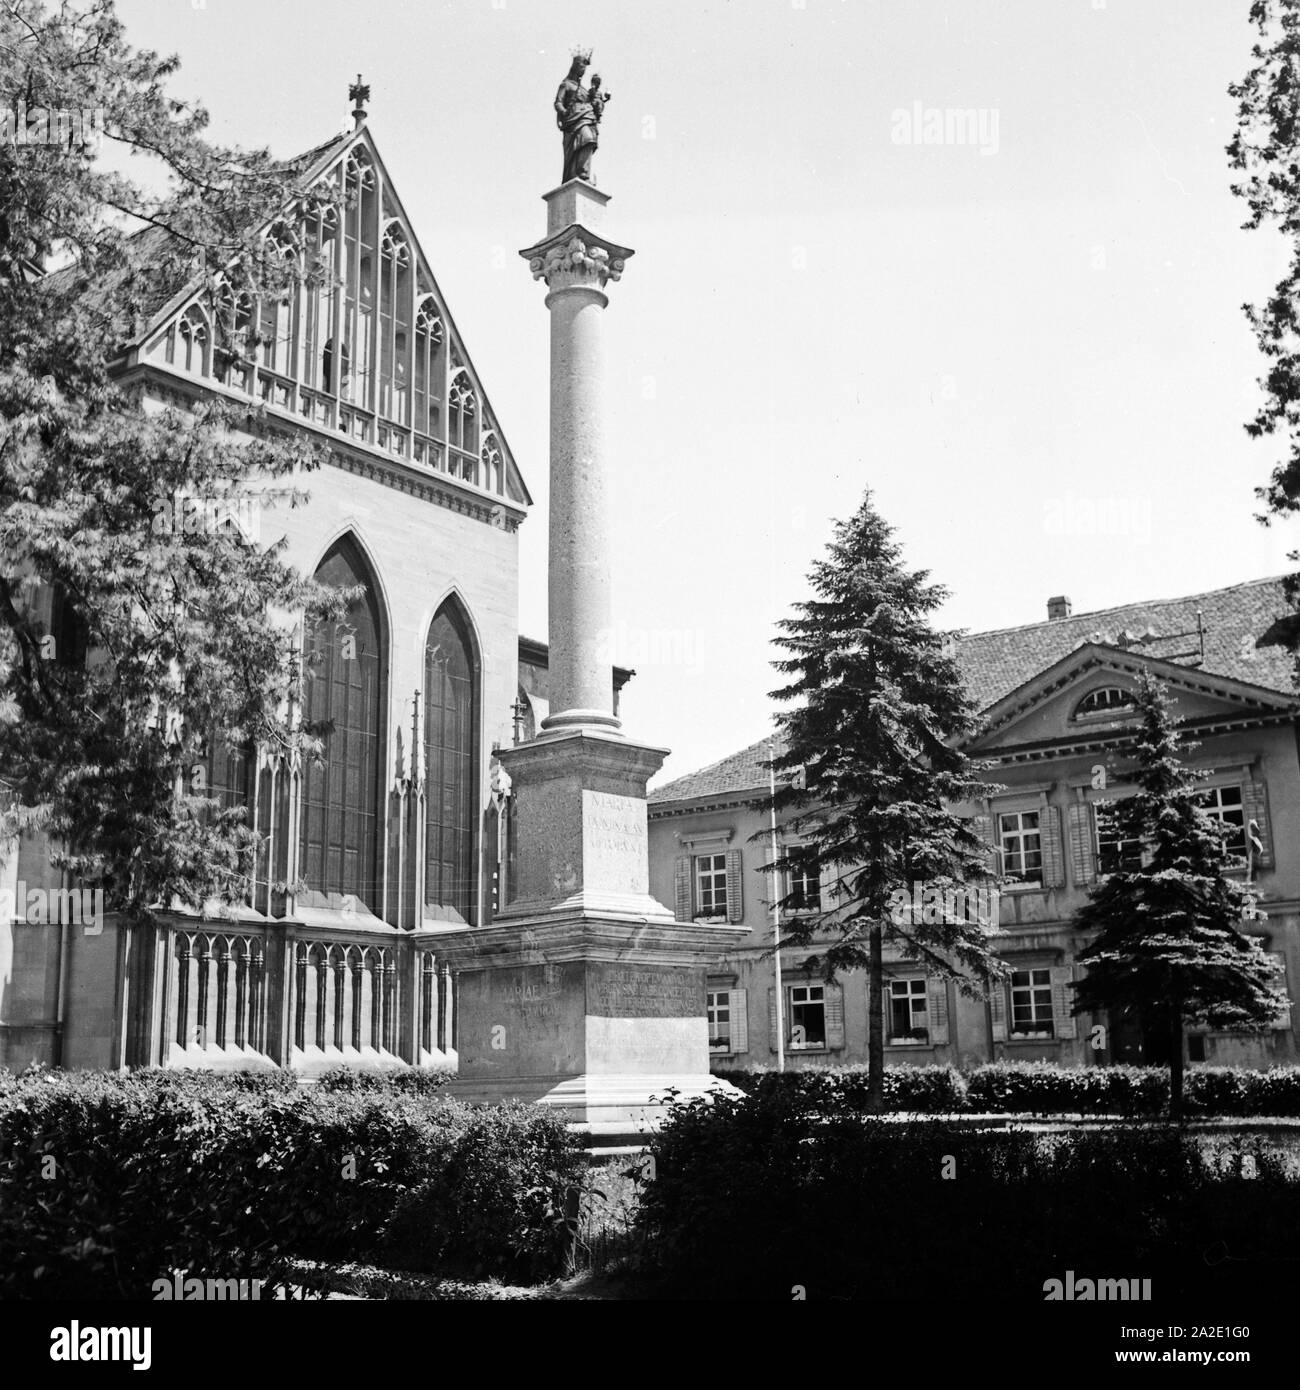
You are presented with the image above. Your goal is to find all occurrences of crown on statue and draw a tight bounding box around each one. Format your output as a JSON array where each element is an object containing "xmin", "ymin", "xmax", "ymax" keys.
[{"xmin": 570, "ymin": 45, "xmax": 593, "ymax": 65}]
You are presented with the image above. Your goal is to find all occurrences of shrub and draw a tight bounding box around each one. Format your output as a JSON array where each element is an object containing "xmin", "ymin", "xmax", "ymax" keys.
[
  {"xmin": 714, "ymin": 1064, "xmax": 967, "ymax": 1112},
  {"xmin": 965, "ymin": 1061, "xmax": 1168, "ymax": 1116},
  {"xmin": 634, "ymin": 1087, "xmax": 1300, "ymax": 1300},
  {"xmin": 0, "ymin": 1070, "xmax": 583, "ymax": 1298},
  {"xmin": 716, "ymin": 1063, "xmax": 1300, "ymax": 1118},
  {"xmin": 315, "ymin": 1066, "xmax": 452, "ymax": 1094},
  {"xmin": 378, "ymin": 1103, "xmax": 585, "ymax": 1283},
  {"xmin": 1185, "ymin": 1066, "xmax": 1300, "ymax": 1117}
]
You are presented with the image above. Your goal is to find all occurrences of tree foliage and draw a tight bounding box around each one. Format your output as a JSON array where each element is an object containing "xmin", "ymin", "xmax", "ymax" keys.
[
  {"xmin": 761, "ymin": 489, "xmax": 1000, "ymax": 1106},
  {"xmin": 1228, "ymin": 0, "xmax": 1300, "ymax": 659},
  {"xmin": 1073, "ymin": 672, "xmax": 1288, "ymax": 1115},
  {"xmin": 0, "ymin": 0, "xmax": 344, "ymax": 922}
]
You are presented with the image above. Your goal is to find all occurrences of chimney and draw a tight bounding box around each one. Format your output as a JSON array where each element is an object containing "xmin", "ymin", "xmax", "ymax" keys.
[{"xmin": 1047, "ymin": 595, "xmax": 1072, "ymax": 621}]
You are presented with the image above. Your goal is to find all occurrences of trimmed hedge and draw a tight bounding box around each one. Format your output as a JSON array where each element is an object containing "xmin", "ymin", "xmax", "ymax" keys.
[
  {"xmin": 635, "ymin": 1087, "xmax": 1300, "ymax": 1300},
  {"xmin": 0, "ymin": 1068, "xmax": 583, "ymax": 1298},
  {"xmin": 715, "ymin": 1064, "xmax": 968, "ymax": 1113},
  {"xmin": 715, "ymin": 1062, "xmax": 1300, "ymax": 1116}
]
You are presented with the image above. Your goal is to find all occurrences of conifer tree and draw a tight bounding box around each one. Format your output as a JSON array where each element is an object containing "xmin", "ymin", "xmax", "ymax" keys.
[
  {"xmin": 763, "ymin": 489, "xmax": 1001, "ymax": 1111},
  {"xmin": 0, "ymin": 0, "xmax": 347, "ymax": 1032},
  {"xmin": 1072, "ymin": 673, "xmax": 1288, "ymax": 1118}
]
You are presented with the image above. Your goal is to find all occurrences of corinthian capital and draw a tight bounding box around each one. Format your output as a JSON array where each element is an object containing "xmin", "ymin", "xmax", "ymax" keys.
[{"xmin": 520, "ymin": 226, "xmax": 634, "ymax": 295}]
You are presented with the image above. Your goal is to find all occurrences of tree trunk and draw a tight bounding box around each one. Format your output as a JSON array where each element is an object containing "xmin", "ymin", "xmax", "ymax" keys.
[
  {"xmin": 867, "ymin": 921, "xmax": 884, "ymax": 1113},
  {"xmin": 1168, "ymin": 1009, "xmax": 1184, "ymax": 1121}
]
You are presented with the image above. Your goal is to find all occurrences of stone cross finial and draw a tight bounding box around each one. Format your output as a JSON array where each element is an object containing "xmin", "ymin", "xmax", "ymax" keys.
[{"xmin": 349, "ymin": 74, "xmax": 370, "ymax": 129}]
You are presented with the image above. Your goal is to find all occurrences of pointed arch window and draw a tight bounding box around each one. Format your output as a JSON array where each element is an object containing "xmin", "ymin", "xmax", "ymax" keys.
[
  {"xmin": 424, "ymin": 602, "xmax": 479, "ymax": 925},
  {"xmin": 299, "ymin": 539, "xmax": 387, "ymax": 913},
  {"xmin": 449, "ymin": 371, "xmax": 478, "ymax": 476},
  {"xmin": 259, "ymin": 222, "xmax": 299, "ymax": 378},
  {"xmin": 341, "ymin": 154, "xmax": 376, "ymax": 406},
  {"xmin": 481, "ymin": 433, "xmax": 504, "ymax": 495},
  {"xmin": 301, "ymin": 198, "xmax": 340, "ymax": 395},
  {"xmin": 176, "ymin": 307, "xmax": 209, "ymax": 376},
  {"xmin": 379, "ymin": 221, "xmax": 412, "ymax": 426},
  {"xmin": 413, "ymin": 296, "xmax": 445, "ymax": 440}
]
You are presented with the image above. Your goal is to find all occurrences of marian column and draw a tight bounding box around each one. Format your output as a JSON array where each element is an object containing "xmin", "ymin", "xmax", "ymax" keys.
[
  {"xmin": 532, "ymin": 182, "xmax": 627, "ymax": 734},
  {"xmin": 433, "ymin": 55, "xmax": 744, "ymax": 1138}
]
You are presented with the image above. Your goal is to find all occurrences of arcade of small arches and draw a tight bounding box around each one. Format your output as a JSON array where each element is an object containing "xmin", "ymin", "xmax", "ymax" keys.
[{"xmin": 147, "ymin": 146, "xmax": 513, "ymax": 501}]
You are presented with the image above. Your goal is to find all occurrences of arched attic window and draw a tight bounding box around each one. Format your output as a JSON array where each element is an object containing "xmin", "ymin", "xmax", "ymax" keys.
[
  {"xmin": 212, "ymin": 279, "xmax": 254, "ymax": 386},
  {"xmin": 424, "ymin": 600, "xmax": 479, "ymax": 925},
  {"xmin": 299, "ymin": 537, "xmax": 387, "ymax": 914},
  {"xmin": 448, "ymin": 371, "xmax": 478, "ymax": 479},
  {"xmin": 1073, "ymin": 686, "xmax": 1136, "ymax": 719},
  {"xmin": 481, "ymin": 432, "xmax": 504, "ymax": 495},
  {"xmin": 379, "ymin": 221, "xmax": 412, "ymax": 425},
  {"xmin": 338, "ymin": 153, "xmax": 376, "ymax": 406},
  {"xmin": 296, "ymin": 194, "xmax": 340, "ymax": 396},
  {"xmin": 175, "ymin": 306, "xmax": 210, "ymax": 376},
  {"xmin": 413, "ymin": 296, "xmax": 445, "ymax": 442},
  {"xmin": 258, "ymin": 222, "xmax": 299, "ymax": 378}
]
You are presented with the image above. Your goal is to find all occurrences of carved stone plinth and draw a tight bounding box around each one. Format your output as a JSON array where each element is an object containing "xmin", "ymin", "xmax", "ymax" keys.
[{"xmin": 432, "ymin": 917, "xmax": 743, "ymax": 1129}]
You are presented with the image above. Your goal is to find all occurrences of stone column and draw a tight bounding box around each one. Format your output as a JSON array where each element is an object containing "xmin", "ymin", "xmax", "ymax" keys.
[
  {"xmin": 523, "ymin": 181, "xmax": 632, "ymax": 733},
  {"xmin": 423, "ymin": 179, "xmax": 744, "ymax": 1139}
]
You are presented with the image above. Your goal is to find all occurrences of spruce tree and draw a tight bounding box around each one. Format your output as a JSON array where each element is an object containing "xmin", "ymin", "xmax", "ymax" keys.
[
  {"xmin": 1072, "ymin": 672, "xmax": 1288, "ymax": 1118},
  {"xmin": 763, "ymin": 489, "xmax": 1001, "ymax": 1111},
  {"xmin": 0, "ymin": 0, "xmax": 347, "ymax": 1026}
]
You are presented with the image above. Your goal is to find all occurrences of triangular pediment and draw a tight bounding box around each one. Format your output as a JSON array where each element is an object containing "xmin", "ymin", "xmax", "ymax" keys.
[
  {"xmin": 964, "ymin": 643, "xmax": 1298, "ymax": 756},
  {"xmin": 133, "ymin": 123, "xmax": 531, "ymax": 508}
]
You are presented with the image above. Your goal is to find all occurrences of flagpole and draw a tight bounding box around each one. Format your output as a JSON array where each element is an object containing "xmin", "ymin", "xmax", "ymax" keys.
[{"xmin": 770, "ymin": 744, "xmax": 785, "ymax": 1073}]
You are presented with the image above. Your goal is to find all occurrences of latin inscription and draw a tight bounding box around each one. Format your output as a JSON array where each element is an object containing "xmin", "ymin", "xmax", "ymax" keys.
[
  {"xmin": 589, "ymin": 965, "xmax": 701, "ymax": 1018},
  {"xmin": 584, "ymin": 791, "xmax": 644, "ymax": 858}
]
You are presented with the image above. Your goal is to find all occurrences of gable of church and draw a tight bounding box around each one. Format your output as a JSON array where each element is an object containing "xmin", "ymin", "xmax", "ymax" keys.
[{"xmin": 134, "ymin": 126, "xmax": 530, "ymax": 508}]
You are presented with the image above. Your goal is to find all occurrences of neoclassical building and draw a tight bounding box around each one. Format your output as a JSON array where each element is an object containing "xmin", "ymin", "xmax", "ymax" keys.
[
  {"xmin": 0, "ymin": 102, "xmax": 609, "ymax": 1074},
  {"xmin": 648, "ymin": 577, "xmax": 1299, "ymax": 1072}
]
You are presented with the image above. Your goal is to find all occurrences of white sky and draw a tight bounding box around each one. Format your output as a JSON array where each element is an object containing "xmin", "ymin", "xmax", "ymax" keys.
[{"xmin": 112, "ymin": 0, "xmax": 1297, "ymax": 785}]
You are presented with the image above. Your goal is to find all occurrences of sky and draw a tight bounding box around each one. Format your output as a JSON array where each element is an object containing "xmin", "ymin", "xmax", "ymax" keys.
[{"xmin": 110, "ymin": 0, "xmax": 1297, "ymax": 786}]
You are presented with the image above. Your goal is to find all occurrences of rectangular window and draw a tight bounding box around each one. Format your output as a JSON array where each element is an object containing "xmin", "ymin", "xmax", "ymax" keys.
[
  {"xmin": 1196, "ymin": 785, "xmax": 1247, "ymax": 859},
  {"xmin": 1010, "ymin": 968, "xmax": 1054, "ymax": 1039},
  {"xmin": 889, "ymin": 978, "xmax": 928, "ymax": 1043},
  {"xmin": 694, "ymin": 853, "xmax": 728, "ymax": 920},
  {"xmin": 1095, "ymin": 802, "xmax": 1143, "ymax": 875},
  {"xmin": 999, "ymin": 810, "xmax": 1043, "ymax": 885},
  {"xmin": 707, "ymin": 990, "xmax": 731, "ymax": 1053},
  {"xmin": 789, "ymin": 983, "xmax": 826, "ymax": 1049},
  {"xmin": 784, "ymin": 847, "xmax": 821, "ymax": 911}
]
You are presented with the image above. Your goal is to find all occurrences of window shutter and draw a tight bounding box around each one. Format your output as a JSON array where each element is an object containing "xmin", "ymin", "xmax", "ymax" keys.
[
  {"xmin": 768, "ymin": 986, "xmax": 779, "ymax": 1052},
  {"xmin": 1040, "ymin": 805, "xmax": 1065, "ymax": 888},
  {"xmin": 1268, "ymin": 952, "xmax": 1291, "ymax": 1031},
  {"xmin": 825, "ymin": 983, "xmax": 846, "ymax": 1050},
  {"xmin": 989, "ymin": 981, "xmax": 1007, "ymax": 1042},
  {"xmin": 927, "ymin": 975, "xmax": 950, "ymax": 1045},
  {"xmin": 1050, "ymin": 966, "xmax": 1077, "ymax": 1039},
  {"xmin": 819, "ymin": 859, "xmax": 840, "ymax": 911},
  {"xmin": 971, "ymin": 814, "xmax": 996, "ymax": 874},
  {"xmin": 1068, "ymin": 803, "xmax": 1096, "ymax": 885},
  {"xmin": 1244, "ymin": 780, "xmax": 1274, "ymax": 868},
  {"xmin": 725, "ymin": 849, "xmax": 744, "ymax": 923},
  {"xmin": 731, "ymin": 988, "xmax": 749, "ymax": 1053},
  {"xmin": 674, "ymin": 855, "xmax": 692, "ymax": 922}
]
